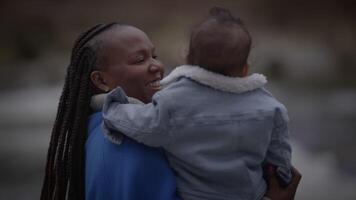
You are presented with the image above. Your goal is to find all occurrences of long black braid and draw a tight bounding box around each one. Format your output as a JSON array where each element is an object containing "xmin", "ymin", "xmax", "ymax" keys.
[{"xmin": 41, "ymin": 23, "xmax": 120, "ymax": 200}]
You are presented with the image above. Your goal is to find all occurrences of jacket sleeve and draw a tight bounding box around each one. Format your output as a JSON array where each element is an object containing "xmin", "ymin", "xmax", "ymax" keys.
[
  {"xmin": 265, "ymin": 107, "xmax": 292, "ymax": 186},
  {"xmin": 102, "ymin": 87, "xmax": 173, "ymax": 147}
]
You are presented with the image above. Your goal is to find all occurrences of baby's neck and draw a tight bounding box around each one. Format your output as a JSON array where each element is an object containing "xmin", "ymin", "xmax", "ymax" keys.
[{"xmin": 226, "ymin": 64, "xmax": 249, "ymax": 77}]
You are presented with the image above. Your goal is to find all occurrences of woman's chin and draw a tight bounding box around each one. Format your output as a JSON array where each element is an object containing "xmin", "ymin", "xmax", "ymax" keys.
[{"xmin": 144, "ymin": 87, "xmax": 161, "ymax": 101}]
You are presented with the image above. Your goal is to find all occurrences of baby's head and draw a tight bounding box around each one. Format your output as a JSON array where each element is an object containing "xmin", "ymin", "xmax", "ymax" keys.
[{"xmin": 187, "ymin": 7, "xmax": 251, "ymax": 77}]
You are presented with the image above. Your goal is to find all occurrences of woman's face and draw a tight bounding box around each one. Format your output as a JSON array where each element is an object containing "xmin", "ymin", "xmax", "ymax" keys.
[{"xmin": 93, "ymin": 26, "xmax": 164, "ymax": 103}]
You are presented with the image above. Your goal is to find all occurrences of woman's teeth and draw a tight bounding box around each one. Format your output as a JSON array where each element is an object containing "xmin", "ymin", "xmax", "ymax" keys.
[{"xmin": 148, "ymin": 80, "xmax": 161, "ymax": 88}]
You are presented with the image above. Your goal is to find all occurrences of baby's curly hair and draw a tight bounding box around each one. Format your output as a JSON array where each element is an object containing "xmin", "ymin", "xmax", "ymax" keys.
[{"xmin": 187, "ymin": 7, "xmax": 251, "ymax": 76}]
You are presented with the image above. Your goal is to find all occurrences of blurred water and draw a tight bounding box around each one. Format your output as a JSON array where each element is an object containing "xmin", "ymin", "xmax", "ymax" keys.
[
  {"xmin": 0, "ymin": 86, "xmax": 59, "ymax": 199},
  {"xmin": 1, "ymin": 85, "xmax": 356, "ymax": 199}
]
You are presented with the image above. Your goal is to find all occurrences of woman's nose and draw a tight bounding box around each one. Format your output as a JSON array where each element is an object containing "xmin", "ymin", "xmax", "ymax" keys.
[{"xmin": 148, "ymin": 60, "xmax": 164, "ymax": 74}]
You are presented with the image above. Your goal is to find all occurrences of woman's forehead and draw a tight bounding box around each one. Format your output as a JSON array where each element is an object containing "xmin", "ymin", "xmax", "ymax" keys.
[
  {"xmin": 105, "ymin": 26, "xmax": 153, "ymax": 51},
  {"xmin": 99, "ymin": 26, "xmax": 154, "ymax": 65}
]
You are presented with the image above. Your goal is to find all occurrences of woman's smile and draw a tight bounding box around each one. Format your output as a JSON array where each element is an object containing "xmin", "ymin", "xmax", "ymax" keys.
[{"xmin": 146, "ymin": 76, "xmax": 162, "ymax": 90}]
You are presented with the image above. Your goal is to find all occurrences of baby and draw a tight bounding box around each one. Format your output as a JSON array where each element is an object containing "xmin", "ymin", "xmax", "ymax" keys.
[{"xmin": 102, "ymin": 7, "xmax": 292, "ymax": 200}]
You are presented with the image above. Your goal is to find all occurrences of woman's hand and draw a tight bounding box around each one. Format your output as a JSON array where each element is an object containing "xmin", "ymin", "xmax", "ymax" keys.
[{"xmin": 264, "ymin": 166, "xmax": 302, "ymax": 200}]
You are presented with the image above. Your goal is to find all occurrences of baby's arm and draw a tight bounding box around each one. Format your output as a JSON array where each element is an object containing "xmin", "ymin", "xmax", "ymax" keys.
[
  {"xmin": 265, "ymin": 107, "xmax": 292, "ymax": 187},
  {"xmin": 102, "ymin": 87, "xmax": 172, "ymax": 147}
]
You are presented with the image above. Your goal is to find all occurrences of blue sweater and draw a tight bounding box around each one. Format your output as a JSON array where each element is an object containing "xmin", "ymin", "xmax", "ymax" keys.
[{"xmin": 85, "ymin": 112, "xmax": 179, "ymax": 200}]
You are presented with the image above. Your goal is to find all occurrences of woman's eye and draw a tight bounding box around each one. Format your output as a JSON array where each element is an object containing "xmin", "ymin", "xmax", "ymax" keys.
[
  {"xmin": 152, "ymin": 55, "xmax": 158, "ymax": 59},
  {"xmin": 136, "ymin": 57, "xmax": 145, "ymax": 63}
]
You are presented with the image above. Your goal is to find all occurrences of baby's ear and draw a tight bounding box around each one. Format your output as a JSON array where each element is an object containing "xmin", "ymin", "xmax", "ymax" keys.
[
  {"xmin": 90, "ymin": 71, "xmax": 110, "ymax": 92},
  {"xmin": 241, "ymin": 64, "xmax": 249, "ymax": 77}
]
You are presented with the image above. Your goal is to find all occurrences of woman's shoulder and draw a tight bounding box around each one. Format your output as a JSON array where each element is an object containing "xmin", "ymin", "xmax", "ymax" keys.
[
  {"xmin": 85, "ymin": 112, "xmax": 178, "ymax": 200},
  {"xmin": 86, "ymin": 112, "xmax": 168, "ymax": 161}
]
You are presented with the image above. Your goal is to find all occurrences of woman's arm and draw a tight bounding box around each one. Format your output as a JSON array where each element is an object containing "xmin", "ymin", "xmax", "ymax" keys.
[{"xmin": 264, "ymin": 166, "xmax": 302, "ymax": 200}]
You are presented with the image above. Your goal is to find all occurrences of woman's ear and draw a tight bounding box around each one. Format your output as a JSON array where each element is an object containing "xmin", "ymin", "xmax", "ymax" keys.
[{"xmin": 90, "ymin": 71, "xmax": 110, "ymax": 92}]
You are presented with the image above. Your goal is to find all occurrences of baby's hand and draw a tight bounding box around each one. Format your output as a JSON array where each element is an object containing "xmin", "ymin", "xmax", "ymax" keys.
[{"xmin": 264, "ymin": 166, "xmax": 302, "ymax": 200}]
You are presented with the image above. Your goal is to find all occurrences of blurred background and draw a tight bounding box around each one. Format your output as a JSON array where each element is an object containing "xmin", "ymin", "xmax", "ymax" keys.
[{"xmin": 1, "ymin": 0, "xmax": 356, "ymax": 199}]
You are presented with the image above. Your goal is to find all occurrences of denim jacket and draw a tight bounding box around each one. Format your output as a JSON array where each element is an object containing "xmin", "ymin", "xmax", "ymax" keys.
[{"xmin": 103, "ymin": 65, "xmax": 292, "ymax": 200}]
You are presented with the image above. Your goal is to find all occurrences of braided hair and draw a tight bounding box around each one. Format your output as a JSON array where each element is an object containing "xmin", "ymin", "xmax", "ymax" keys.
[{"xmin": 41, "ymin": 23, "xmax": 121, "ymax": 200}]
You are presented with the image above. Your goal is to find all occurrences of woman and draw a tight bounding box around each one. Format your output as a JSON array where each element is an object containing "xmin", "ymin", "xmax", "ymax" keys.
[{"xmin": 41, "ymin": 23, "xmax": 301, "ymax": 200}]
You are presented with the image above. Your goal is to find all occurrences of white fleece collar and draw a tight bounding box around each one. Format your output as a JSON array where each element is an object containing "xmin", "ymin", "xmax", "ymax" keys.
[{"xmin": 160, "ymin": 65, "xmax": 267, "ymax": 93}]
